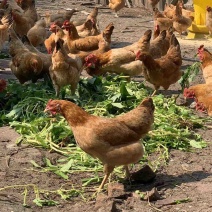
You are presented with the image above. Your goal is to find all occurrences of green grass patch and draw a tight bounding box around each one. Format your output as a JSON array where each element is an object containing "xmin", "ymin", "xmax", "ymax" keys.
[{"xmin": 0, "ymin": 75, "xmax": 209, "ymax": 203}]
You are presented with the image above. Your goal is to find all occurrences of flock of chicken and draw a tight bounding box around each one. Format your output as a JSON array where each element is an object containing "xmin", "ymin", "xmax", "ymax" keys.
[{"xmin": 0, "ymin": 0, "xmax": 212, "ymax": 191}]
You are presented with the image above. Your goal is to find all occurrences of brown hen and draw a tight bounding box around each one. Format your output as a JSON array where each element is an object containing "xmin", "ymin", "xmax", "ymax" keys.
[
  {"xmin": 84, "ymin": 30, "xmax": 152, "ymax": 76},
  {"xmin": 136, "ymin": 34, "xmax": 182, "ymax": 96},
  {"xmin": 49, "ymin": 38, "xmax": 81, "ymax": 96},
  {"xmin": 197, "ymin": 45, "xmax": 212, "ymax": 84},
  {"xmin": 206, "ymin": 6, "xmax": 212, "ymax": 37},
  {"xmin": 62, "ymin": 21, "xmax": 114, "ymax": 53},
  {"xmin": 44, "ymin": 97, "xmax": 154, "ymax": 191}
]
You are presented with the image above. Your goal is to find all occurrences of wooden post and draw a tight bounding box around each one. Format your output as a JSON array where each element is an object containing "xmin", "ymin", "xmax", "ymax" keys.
[
  {"xmin": 95, "ymin": 0, "xmax": 109, "ymax": 5},
  {"xmin": 131, "ymin": 0, "xmax": 145, "ymax": 7}
]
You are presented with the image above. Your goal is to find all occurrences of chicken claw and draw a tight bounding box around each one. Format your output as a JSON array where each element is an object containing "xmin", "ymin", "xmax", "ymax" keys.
[{"xmin": 114, "ymin": 13, "xmax": 119, "ymax": 18}]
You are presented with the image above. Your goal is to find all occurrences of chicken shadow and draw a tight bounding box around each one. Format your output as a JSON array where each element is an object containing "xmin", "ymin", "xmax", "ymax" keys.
[
  {"xmin": 123, "ymin": 170, "xmax": 211, "ymax": 193},
  {"xmin": 117, "ymin": 15, "xmax": 142, "ymax": 19},
  {"xmin": 111, "ymin": 42, "xmax": 133, "ymax": 48}
]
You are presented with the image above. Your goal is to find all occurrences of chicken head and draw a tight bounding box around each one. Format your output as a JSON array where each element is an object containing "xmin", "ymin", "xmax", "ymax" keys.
[
  {"xmin": 84, "ymin": 54, "xmax": 98, "ymax": 69},
  {"xmin": 135, "ymin": 51, "xmax": 148, "ymax": 61},
  {"xmin": 49, "ymin": 22, "xmax": 59, "ymax": 33},
  {"xmin": 197, "ymin": 45, "xmax": 205, "ymax": 61},
  {"xmin": 183, "ymin": 88, "xmax": 195, "ymax": 99},
  {"xmin": 61, "ymin": 20, "xmax": 72, "ymax": 31},
  {"xmin": 44, "ymin": 99, "xmax": 61, "ymax": 115},
  {"xmin": 206, "ymin": 6, "xmax": 212, "ymax": 12},
  {"xmin": 197, "ymin": 45, "xmax": 212, "ymax": 61}
]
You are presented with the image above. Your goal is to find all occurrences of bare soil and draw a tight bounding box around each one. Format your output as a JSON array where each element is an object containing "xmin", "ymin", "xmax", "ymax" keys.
[{"xmin": 0, "ymin": 1, "xmax": 212, "ymax": 211}]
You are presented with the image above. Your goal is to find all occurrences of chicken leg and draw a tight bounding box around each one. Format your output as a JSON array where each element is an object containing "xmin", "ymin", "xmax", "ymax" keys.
[
  {"xmin": 124, "ymin": 165, "xmax": 130, "ymax": 178},
  {"xmin": 151, "ymin": 85, "xmax": 160, "ymax": 96},
  {"xmin": 151, "ymin": 89, "xmax": 157, "ymax": 96},
  {"xmin": 98, "ymin": 164, "xmax": 114, "ymax": 192},
  {"xmin": 98, "ymin": 165, "xmax": 131, "ymax": 191},
  {"xmin": 125, "ymin": 0, "xmax": 131, "ymax": 8}
]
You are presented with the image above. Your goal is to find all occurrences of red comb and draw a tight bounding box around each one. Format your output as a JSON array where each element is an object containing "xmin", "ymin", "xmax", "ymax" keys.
[
  {"xmin": 183, "ymin": 87, "xmax": 188, "ymax": 94},
  {"xmin": 47, "ymin": 99, "xmax": 52, "ymax": 103},
  {"xmin": 135, "ymin": 50, "xmax": 142, "ymax": 59},
  {"xmin": 50, "ymin": 23, "xmax": 58, "ymax": 29},
  {"xmin": 183, "ymin": 88, "xmax": 195, "ymax": 98},
  {"xmin": 198, "ymin": 45, "xmax": 204, "ymax": 51},
  {"xmin": 63, "ymin": 20, "xmax": 70, "ymax": 26},
  {"xmin": 50, "ymin": 22, "xmax": 57, "ymax": 27},
  {"xmin": 85, "ymin": 54, "xmax": 95, "ymax": 61}
]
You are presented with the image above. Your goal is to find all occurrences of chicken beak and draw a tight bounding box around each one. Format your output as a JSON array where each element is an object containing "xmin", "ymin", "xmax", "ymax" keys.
[
  {"xmin": 190, "ymin": 101, "xmax": 197, "ymax": 109},
  {"xmin": 90, "ymin": 63, "xmax": 96, "ymax": 68},
  {"xmin": 44, "ymin": 106, "xmax": 50, "ymax": 113}
]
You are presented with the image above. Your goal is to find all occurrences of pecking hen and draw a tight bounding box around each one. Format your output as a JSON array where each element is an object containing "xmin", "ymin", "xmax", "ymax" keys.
[
  {"xmin": 184, "ymin": 84, "xmax": 212, "ymax": 116},
  {"xmin": 84, "ymin": 30, "xmax": 152, "ymax": 76},
  {"xmin": 8, "ymin": 27, "xmax": 44, "ymax": 84}
]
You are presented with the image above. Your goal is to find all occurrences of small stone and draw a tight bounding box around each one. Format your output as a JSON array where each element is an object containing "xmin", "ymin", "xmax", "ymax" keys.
[
  {"xmin": 144, "ymin": 187, "xmax": 161, "ymax": 201},
  {"xmin": 95, "ymin": 193, "xmax": 116, "ymax": 212},
  {"xmin": 107, "ymin": 182, "xmax": 126, "ymax": 198},
  {"xmin": 130, "ymin": 165, "xmax": 156, "ymax": 183}
]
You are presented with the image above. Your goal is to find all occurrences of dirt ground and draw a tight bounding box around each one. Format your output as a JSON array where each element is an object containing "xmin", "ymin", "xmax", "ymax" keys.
[{"xmin": 0, "ymin": 1, "xmax": 212, "ymax": 211}]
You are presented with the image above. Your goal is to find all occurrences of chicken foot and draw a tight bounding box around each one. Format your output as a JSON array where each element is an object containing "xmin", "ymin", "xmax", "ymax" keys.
[{"xmin": 114, "ymin": 12, "xmax": 119, "ymax": 18}]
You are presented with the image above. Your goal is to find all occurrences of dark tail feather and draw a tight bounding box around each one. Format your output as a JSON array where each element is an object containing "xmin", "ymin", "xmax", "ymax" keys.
[
  {"xmin": 102, "ymin": 22, "xmax": 114, "ymax": 42},
  {"xmin": 144, "ymin": 29, "xmax": 152, "ymax": 42},
  {"xmin": 21, "ymin": 35, "xmax": 31, "ymax": 45},
  {"xmin": 55, "ymin": 38, "xmax": 64, "ymax": 52}
]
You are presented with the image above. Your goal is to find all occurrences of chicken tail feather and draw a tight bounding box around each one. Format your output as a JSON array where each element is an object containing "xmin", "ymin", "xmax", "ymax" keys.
[
  {"xmin": 170, "ymin": 34, "xmax": 179, "ymax": 47},
  {"xmin": 55, "ymin": 38, "xmax": 64, "ymax": 52},
  {"xmin": 143, "ymin": 29, "xmax": 152, "ymax": 42},
  {"xmin": 140, "ymin": 97, "xmax": 155, "ymax": 111},
  {"xmin": 159, "ymin": 30, "xmax": 166, "ymax": 40},
  {"xmin": 21, "ymin": 35, "xmax": 31, "ymax": 45},
  {"xmin": 89, "ymin": 7, "xmax": 98, "ymax": 19}
]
